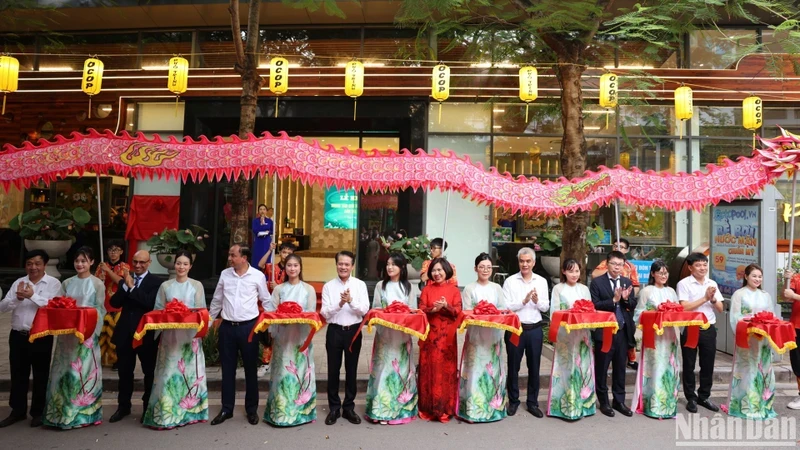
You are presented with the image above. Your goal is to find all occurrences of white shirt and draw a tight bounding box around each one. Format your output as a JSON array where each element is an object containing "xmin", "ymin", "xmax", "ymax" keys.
[
  {"xmin": 321, "ymin": 276, "xmax": 370, "ymax": 326},
  {"xmin": 503, "ymin": 272, "xmax": 549, "ymax": 324},
  {"xmin": 210, "ymin": 265, "xmax": 271, "ymax": 322},
  {"xmin": 0, "ymin": 274, "xmax": 62, "ymax": 331},
  {"xmin": 676, "ymin": 275, "xmax": 723, "ymax": 325}
]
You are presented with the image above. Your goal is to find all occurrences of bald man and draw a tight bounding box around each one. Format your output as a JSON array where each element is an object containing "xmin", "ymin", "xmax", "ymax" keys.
[{"xmin": 109, "ymin": 250, "xmax": 163, "ymax": 423}]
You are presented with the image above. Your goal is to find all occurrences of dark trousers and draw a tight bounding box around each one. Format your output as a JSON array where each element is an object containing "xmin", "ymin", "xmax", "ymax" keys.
[
  {"xmin": 8, "ymin": 331, "xmax": 52, "ymax": 417},
  {"xmin": 326, "ymin": 324, "xmax": 362, "ymax": 412},
  {"xmin": 116, "ymin": 336, "xmax": 158, "ymax": 411},
  {"xmin": 219, "ymin": 319, "xmax": 260, "ymax": 415},
  {"xmin": 790, "ymin": 328, "xmax": 800, "ymax": 381},
  {"xmin": 681, "ymin": 326, "xmax": 717, "ymax": 402},
  {"xmin": 505, "ymin": 326, "xmax": 543, "ymax": 408},
  {"xmin": 594, "ymin": 323, "xmax": 628, "ymax": 406}
]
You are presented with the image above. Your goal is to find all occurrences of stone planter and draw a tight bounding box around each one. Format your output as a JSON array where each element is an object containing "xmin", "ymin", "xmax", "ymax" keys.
[
  {"xmin": 406, "ymin": 263, "xmax": 422, "ymax": 284},
  {"xmin": 24, "ymin": 239, "xmax": 73, "ymax": 278},
  {"xmin": 540, "ymin": 255, "xmax": 561, "ymax": 279}
]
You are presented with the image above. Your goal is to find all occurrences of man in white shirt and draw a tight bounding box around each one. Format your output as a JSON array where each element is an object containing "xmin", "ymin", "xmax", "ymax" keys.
[
  {"xmin": 208, "ymin": 245, "xmax": 271, "ymax": 426},
  {"xmin": 321, "ymin": 250, "xmax": 369, "ymax": 426},
  {"xmin": 0, "ymin": 250, "xmax": 61, "ymax": 428},
  {"xmin": 502, "ymin": 247, "xmax": 549, "ymax": 418},
  {"xmin": 677, "ymin": 252, "xmax": 724, "ymax": 414}
]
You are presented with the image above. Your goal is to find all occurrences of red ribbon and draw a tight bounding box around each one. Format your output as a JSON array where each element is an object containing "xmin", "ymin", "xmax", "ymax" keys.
[
  {"xmin": 164, "ymin": 299, "xmax": 190, "ymax": 314},
  {"xmin": 750, "ymin": 311, "xmax": 780, "ymax": 325},
  {"xmin": 473, "ymin": 300, "xmax": 500, "ymax": 315},
  {"xmin": 570, "ymin": 299, "xmax": 595, "ymax": 313},
  {"xmin": 657, "ymin": 301, "xmax": 684, "ymax": 313},
  {"xmin": 384, "ymin": 301, "xmax": 412, "ymax": 314},
  {"xmin": 735, "ymin": 311, "xmax": 797, "ymax": 354},
  {"xmin": 48, "ymin": 296, "xmax": 77, "ymax": 309},
  {"xmin": 276, "ymin": 301, "xmax": 303, "ymax": 314}
]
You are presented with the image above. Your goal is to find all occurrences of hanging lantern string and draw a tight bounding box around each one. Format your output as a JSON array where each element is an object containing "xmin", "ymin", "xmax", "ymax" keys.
[{"xmin": 275, "ymin": 96, "xmax": 279, "ymax": 118}]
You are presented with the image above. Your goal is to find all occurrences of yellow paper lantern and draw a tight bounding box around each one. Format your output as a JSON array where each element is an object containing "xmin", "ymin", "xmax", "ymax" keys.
[
  {"xmin": 619, "ymin": 151, "xmax": 630, "ymax": 169},
  {"xmin": 674, "ymin": 85, "xmax": 693, "ymax": 138},
  {"xmin": 599, "ymin": 73, "xmax": 618, "ymax": 109},
  {"xmin": 518, "ymin": 66, "xmax": 537, "ymax": 122},
  {"xmin": 81, "ymin": 58, "xmax": 104, "ymax": 118},
  {"xmin": 167, "ymin": 56, "xmax": 188, "ymax": 115},
  {"xmin": 344, "ymin": 61, "xmax": 364, "ymax": 120},
  {"xmin": 269, "ymin": 57, "xmax": 289, "ymax": 118},
  {"xmin": 0, "ymin": 55, "xmax": 20, "ymax": 115},
  {"xmin": 431, "ymin": 64, "xmax": 450, "ymax": 123},
  {"xmin": 743, "ymin": 95, "xmax": 762, "ymax": 149}
]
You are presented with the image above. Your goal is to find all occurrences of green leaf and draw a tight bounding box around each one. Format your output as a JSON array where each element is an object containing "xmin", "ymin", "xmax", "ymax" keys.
[{"xmin": 153, "ymin": 395, "xmax": 175, "ymax": 425}]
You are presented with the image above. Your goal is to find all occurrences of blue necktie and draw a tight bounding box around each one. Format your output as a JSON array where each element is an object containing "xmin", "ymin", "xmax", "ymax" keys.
[
  {"xmin": 134, "ymin": 275, "xmax": 142, "ymax": 289},
  {"xmin": 612, "ymin": 278, "xmax": 625, "ymax": 326}
]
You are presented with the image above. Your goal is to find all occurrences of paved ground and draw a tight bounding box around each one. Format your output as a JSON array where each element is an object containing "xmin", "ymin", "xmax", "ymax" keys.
[{"xmin": 0, "ymin": 390, "xmax": 799, "ymax": 449}]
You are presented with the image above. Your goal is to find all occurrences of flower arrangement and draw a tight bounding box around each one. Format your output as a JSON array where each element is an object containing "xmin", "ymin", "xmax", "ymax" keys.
[
  {"xmin": 9, "ymin": 206, "xmax": 91, "ymax": 240},
  {"xmin": 382, "ymin": 234, "xmax": 432, "ymax": 271},
  {"xmin": 146, "ymin": 225, "xmax": 210, "ymax": 262}
]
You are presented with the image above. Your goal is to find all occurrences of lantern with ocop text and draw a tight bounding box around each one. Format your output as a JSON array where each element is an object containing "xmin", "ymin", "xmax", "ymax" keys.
[
  {"xmin": 431, "ymin": 64, "xmax": 450, "ymax": 123},
  {"xmin": 518, "ymin": 66, "xmax": 537, "ymax": 122},
  {"xmin": 598, "ymin": 72, "xmax": 618, "ymax": 130},
  {"xmin": 0, "ymin": 55, "xmax": 19, "ymax": 115},
  {"xmin": 269, "ymin": 57, "xmax": 289, "ymax": 118},
  {"xmin": 674, "ymin": 85, "xmax": 693, "ymax": 139},
  {"xmin": 82, "ymin": 58, "xmax": 104, "ymax": 118},
  {"xmin": 344, "ymin": 60, "xmax": 364, "ymax": 120},
  {"xmin": 743, "ymin": 95, "xmax": 762, "ymax": 149},
  {"xmin": 168, "ymin": 56, "xmax": 189, "ymax": 115}
]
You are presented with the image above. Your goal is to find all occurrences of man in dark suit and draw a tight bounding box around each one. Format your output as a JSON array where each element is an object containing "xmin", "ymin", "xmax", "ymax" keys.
[
  {"xmin": 590, "ymin": 250, "xmax": 635, "ymax": 418},
  {"xmin": 109, "ymin": 250, "xmax": 162, "ymax": 423}
]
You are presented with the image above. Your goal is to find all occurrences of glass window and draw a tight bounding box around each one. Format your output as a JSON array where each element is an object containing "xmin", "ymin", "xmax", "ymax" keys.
[
  {"xmin": 38, "ymin": 33, "xmax": 139, "ymax": 71},
  {"xmin": 492, "ymin": 136, "xmax": 612, "ymax": 177},
  {"xmin": 689, "ymin": 29, "xmax": 756, "ymax": 69},
  {"xmin": 141, "ymin": 32, "xmax": 193, "ymax": 69},
  {"xmin": 197, "ymin": 30, "xmax": 237, "ymax": 69},
  {"xmin": 761, "ymin": 30, "xmax": 799, "ymax": 55},
  {"xmin": 363, "ymin": 28, "xmax": 420, "ymax": 66},
  {"xmin": 619, "ymin": 137, "xmax": 677, "ymax": 172},
  {"xmin": 493, "ymin": 103, "xmax": 562, "ymax": 134},
  {"xmin": 617, "ymin": 38, "xmax": 680, "ymax": 69},
  {"xmin": 619, "ymin": 105, "xmax": 675, "ymax": 137},
  {"xmin": 697, "ymin": 106, "xmax": 751, "ymax": 138},
  {"xmin": 259, "ymin": 28, "xmax": 362, "ymax": 67},
  {"xmin": 428, "ymin": 103, "xmax": 491, "ymax": 133},
  {"xmin": 0, "ymin": 35, "xmax": 35, "ymax": 70},
  {"xmin": 696, "ymin": 138, "xmax": 753, "ymax": 166},
  {"xmin": 763, "ymin": 107, "xmax": 800, "ymax": 136}
]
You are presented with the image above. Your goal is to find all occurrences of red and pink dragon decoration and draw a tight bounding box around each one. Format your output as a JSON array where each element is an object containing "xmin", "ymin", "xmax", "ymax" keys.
[{"xmin": 1, "ymin": 127, "xmax": 798, "ymax": 216}]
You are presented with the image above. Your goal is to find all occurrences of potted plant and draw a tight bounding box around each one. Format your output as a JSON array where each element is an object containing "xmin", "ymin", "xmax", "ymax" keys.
[
  {"xmin": 146, "ymin": 225, "xmax": 209, "ymax": 276},
  {"xmin": 534, "ymin": 223, "xmax": 606, "ymax": 278},
  {"xmin": 382, "ymin": 234, "xmax": 432, "ymax": 280},
  {"xmin": 9, "ymin": 206, "xmax": 91, "ymax": 277}
]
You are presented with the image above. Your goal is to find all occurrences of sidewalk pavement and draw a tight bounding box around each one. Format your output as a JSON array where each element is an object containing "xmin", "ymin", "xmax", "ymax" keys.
[{"xmin": 0, "ymin": 317, "xmax": 796, "ymax": 393}]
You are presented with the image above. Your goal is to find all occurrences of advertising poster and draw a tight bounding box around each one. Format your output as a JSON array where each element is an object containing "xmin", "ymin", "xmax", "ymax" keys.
[
  {"xmin": 710, "ymin": 203, "xmax": 760, "ymax": 297},
  {"xmin": 630, "ymin": 260, "xmax": 655, "ymax": 285},
  {"xmin": 324, "ymin": 187, "xmax": 358, "ymax": 229}
]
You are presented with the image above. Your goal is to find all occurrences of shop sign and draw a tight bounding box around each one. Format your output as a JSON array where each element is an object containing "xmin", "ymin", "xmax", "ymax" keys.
[
  {"xmin": 324, "ymin": 187, "xmax": 358, "ymax": 229},
  {"xmin": 710, "ymin": 202, "xmax": 760, "ymax": 297}
]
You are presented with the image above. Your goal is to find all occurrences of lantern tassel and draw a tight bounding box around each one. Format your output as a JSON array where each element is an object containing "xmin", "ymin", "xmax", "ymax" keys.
[
  {"xmin": 1, "ymin": 93, "xmax": 5, "ymax": 116},
  {"xmin": 525, "ymin": 103, "xmax": 530, "ymax": 123},
  {"xmin": 275, "ymin": 97, "xmax": 279, "ymax": 118},
  {"xmin": 752, "ymin": 132, "xmax": 756, "ymax": 151},
  {"xmin": 605, "ymin": 108, "xmax": 609, "ymax": 130},
  {"xmin": 175, "ymin": 96, "xmax": 179, "ymax": 116},
  {"xmin": 88, "ymin": 96, "xmax": 92, "ymax": 119},
  {"xmin": 353, "ymin": 98, "xmax": 357, "ymax": 121},
  {"xmin": 679, "ymin": 120, "xmax": 683, "ymax": 140},
  {"xmin": 438, "ymin": 102, "xmax": 442, "ymax": 124}
]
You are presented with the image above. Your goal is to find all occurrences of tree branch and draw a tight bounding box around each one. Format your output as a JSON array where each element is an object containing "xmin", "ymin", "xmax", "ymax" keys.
[
  {"xmin": 579, "ymin": 0, "xmax": 615, "ymax": 45},
  {"xmin": 244, "ymin": 0, "xmax": 262, "ymax": 67},
  {"xmin": 228, "ymin": 0, "xmax": 246, "ymax": 71}
]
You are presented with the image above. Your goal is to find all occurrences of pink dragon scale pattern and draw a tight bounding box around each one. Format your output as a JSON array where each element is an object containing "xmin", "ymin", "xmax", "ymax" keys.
[{"xmin": 1, "ymin": 127, "xmax": 798, "ymax": 216}]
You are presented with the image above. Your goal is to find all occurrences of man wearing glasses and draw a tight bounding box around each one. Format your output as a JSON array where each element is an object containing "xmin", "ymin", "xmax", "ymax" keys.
[
  {"xmin": 109, "ymin": 250, "xmax": 163, "ymax": 423},
  {"xmin": 590, "ymin": 250, "xmax": 635, "ymax": 418}
]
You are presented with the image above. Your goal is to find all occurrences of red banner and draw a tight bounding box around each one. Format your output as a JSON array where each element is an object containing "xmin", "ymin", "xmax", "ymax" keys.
[
  {"xmin": 458, "ymin": 310, "xmax": 522, "ymax": 346},
  {"xmin": 549, "ymin": 300, "xmax": 618, "ymax": 353},
  {"xmin": 638, "ymin": 310, "xmax": 708, "ymax": 350},
  {"xmin": 735, "ymin": 311, "xmax": 797, "ymax": 354},
  {"xmin": 249, "ymin": 310, "xmax": 323, "ymax": 353},
  {"xmin": 133, "ymin": 308, "xmax": 209, "ymax": 348},
  {"xmin": 29, "ymin": 306, "xmax": 99, "ymax": 343}
]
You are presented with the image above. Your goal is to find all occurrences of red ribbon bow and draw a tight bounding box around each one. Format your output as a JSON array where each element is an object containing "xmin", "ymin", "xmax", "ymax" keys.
[
  {"xmin": 657, "ymin": 301, "xmax": 684, "ymax": 312},
  {"xmin": 473, "ymin": 300, "xmax": 500, "ymax": 315},
  {"xmin": 570, "ymin": 299, "xmax": 596, "ymax": 313},
  {"xmin": 749, "ymin": 311, "xmax": 780, "ymax": 325},
  {"xmin": 164, "ymin": 299, "xmax": 190, "ymax": 313},
  {"xmin": 276, "ymin": 301, "xmax": 303, "ymax": 314},
  {"xmin": 384, "ymin": 301, "xmax": 412, "ymax": 314},
  {"xmin": 49, "ymin": 296, "xmax": 77, "ymax": 309}
]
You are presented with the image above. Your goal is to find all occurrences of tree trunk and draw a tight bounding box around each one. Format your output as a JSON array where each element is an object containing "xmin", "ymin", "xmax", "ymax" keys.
[
  {"xmin": 554, "ymin": 53, "xmax": 590, "ymax": 278},
  {"xmin": 229, "ymin": 0, "xmax": 263, "ymax": 248}
]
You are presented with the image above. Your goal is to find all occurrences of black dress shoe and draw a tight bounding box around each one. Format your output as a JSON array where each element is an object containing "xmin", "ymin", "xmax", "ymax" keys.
[
  {"xmin": 30, "ymin": 416, "xmax": 43, "ymax": 428},
  {"xmin": 627, "ymin": 361, "xmax": 639, "ymax": 370},
  {"xmin": 0, "ymin": 411, "xmax": 26, "ymax": 428},
  {"xmin": 599, "ymin": 404, "xmax": 615, "ymax": 417},
  {"xmin": 247, "ymin": 413, "xmax": 259, "ymax": 425},
  {"xmin": 109, "ymin": 409, "xmax": 131, "ymax": 423},
  {"xmin": 686, "ymin": 399, "xmax": 698, "ymax": 413},
  {"xmin": 698, "ymin": 399, "xmax": 719, "ymax": 412},
  {"xmin": 325, "ymin": 410, "xmax": 340, "ymax": 425},
  {"xmin": 210, "ymin": 411, "xmax": 232, "ymax": 425},
  {"xmin": 342, "ymin": 410, "xmax": 361, "ymax": 425},
  {"xmin": 612, "ymin": 401, "xmax": 633, "ymax": 417},
  {"xmin": 507, "ymin": 402, "xmax": 519, "ymax": 416},
  {"xmin": 527, "ymin": 405, "xmax": 544, "ymax": 418}
]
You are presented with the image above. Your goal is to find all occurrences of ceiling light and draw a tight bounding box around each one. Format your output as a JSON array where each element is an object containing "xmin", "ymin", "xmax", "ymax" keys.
[
  {"xmin": 603, "ymin": 65, "xmax": 654, "ymax": 69},
  {"xmin": 585, "ymin": 126, "xmax": 602, "ymax": 130},
  {"xmin": 258, "ymin": 63, "xmax": 302, "ymax": 69},
  {"xmin": 493, "ymin": 125, "xmax": 502, "ymax": 129},
  {"xmin": 39, "ymin": 66, "xmax": 73, "ymax": 72},
  {"xmin": 335, "ymin": 62, "xmax": 385, "ymax": 68},
  {"xmin": 141, "ymin": 65, "xmax": 170, "ymax": 71},
  {"xmin": 585, "ymin": 110, "xmax": 612, "ymax": 114},
  {"xmin": 470, "ymin": 62, "xmax": 518, "ymax": 68},
  {"xmin": 493, "ymin": 109, "xmax": 506, "ymax": 113}
]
